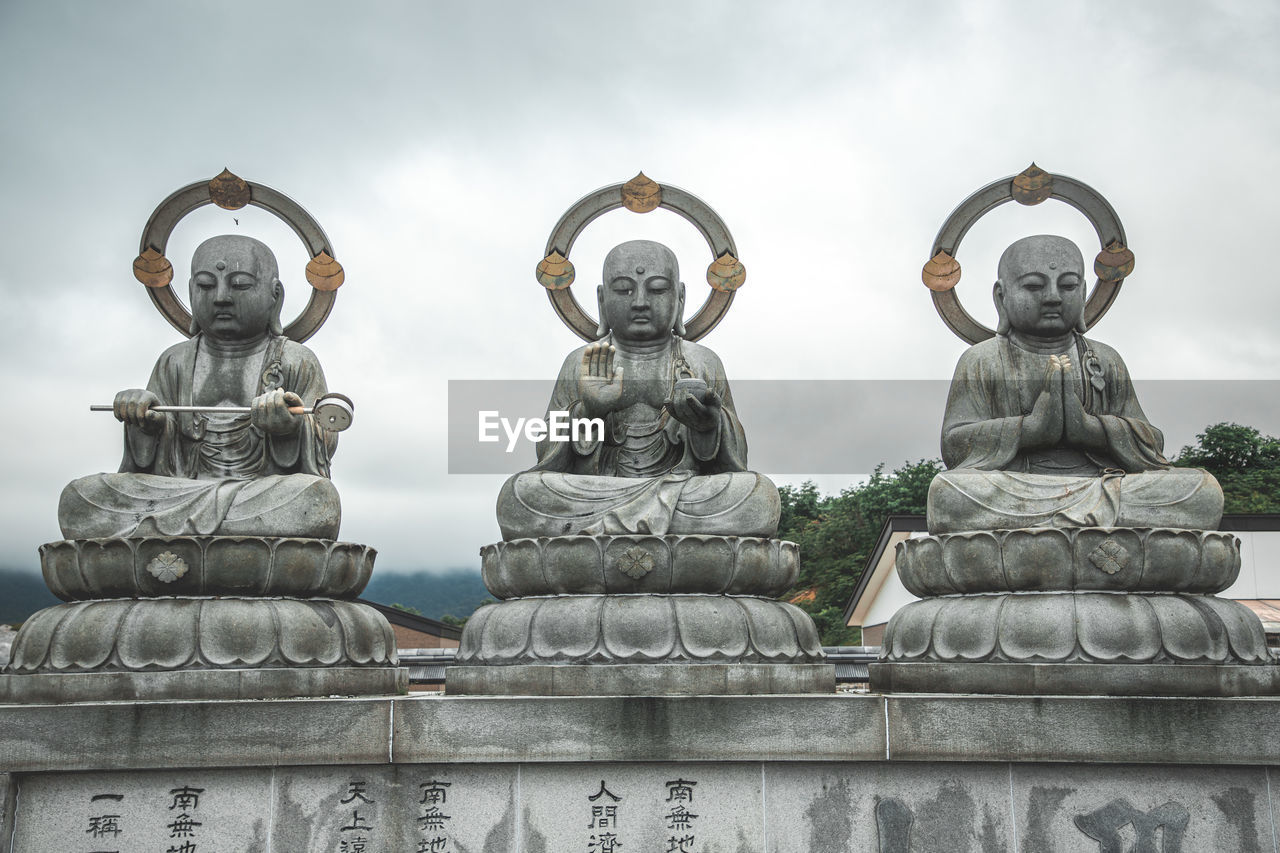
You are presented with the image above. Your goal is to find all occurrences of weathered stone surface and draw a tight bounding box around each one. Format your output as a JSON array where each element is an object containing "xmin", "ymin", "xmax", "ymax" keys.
[
  {"xmin": 456, "ymin": 594, "xmax": 823, "ymax": 665},
  {"xmin": 11, "ymin": 767, "xmax": 274, "ymax": 851},
  {"xmin": 520, "ymin": 762, "xmax": 762, "ymax": 853},
  {"xmin": 0, "ymin": 773, "xmax": 12, "ymax": 853},
  {"xmin": 481, "ymin": 535, "xmax": 799, "ymax": 598},
  {"xmin": 0, "ymin": 665, "xmax": 407, "ymax": 703},
  {"xmin": 881, "ymin": 592, "xmax": 1274, "ymax": 665},
  {"xmin": 1011, "ymin": 763, "xmax": 1273, "ymax": 853},
  {"xmin": 896, "ymin": 528, "xmax": 1240, "ymax": 595},
  {"xmin": 764, "ymin": 762, "xmax": 1013, "ymax": 853},
  {"xmin": 391, "ymin": 694, "xmax": 887, "ymax": 764},
  {"xmin": 8, "ymin": 598, "xmax": 397, "ymax": 673},
  {"xmin": 446, "ymin": 662, "xmax": 835, "ymax": 696},
  {"xmin": 0, "ymin": 698, "xmax": 393, "ymax": 772},
  {"xmin": 40, "ymin": 537, "xmax": 375, "ymax": 599},
  {"xmin": 871, "ymin": 661, "xmax": 1280, "ymax": 697},
  {"xmin": 884, "ymin": 695, "xmax": 1280, "ymax": 764}
]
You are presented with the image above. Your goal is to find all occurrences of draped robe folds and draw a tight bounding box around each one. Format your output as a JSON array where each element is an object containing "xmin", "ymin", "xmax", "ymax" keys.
[
  {"xmin": 496, "ymin": 337, "xmax": 780, "ymax": 539},
  {"xmin": 59, "ymin": 335, "xmax": 341, "ymax": 539},
  {"xmin": 928, "ymin": 334, "xmax": 1222, "ymax": 534}
]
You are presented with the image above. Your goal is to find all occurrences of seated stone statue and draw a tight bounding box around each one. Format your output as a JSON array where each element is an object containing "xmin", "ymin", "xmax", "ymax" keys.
[
  {"xmin": 59, "ymin": 235, "xmax": 340, "ymax": 539},
  {"xmin": 497, "ymin": 240, "xmax": 778, "ymax": 539},
  {"xmin": 928, "ymin": 235, "xmax": 1221, "ymax": 534}
]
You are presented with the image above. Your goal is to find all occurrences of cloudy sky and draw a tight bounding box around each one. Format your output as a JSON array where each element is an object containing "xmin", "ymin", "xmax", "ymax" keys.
[{"xmin": 1, "ymin": 1, "xmax": 1278, "ymax": 575}]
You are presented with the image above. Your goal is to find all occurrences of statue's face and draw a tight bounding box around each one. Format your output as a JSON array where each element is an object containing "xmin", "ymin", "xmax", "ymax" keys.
[
  {"xmin": 599, "ymin": 240, "xmax": 683, "ymax": 343},
  {"xmin": 189, "ymin": 236, "xmax": 280, "ymax": 341},
  {"xmin": 996, "ymin": 236, "xmax": 1086, "ymax": 337}
]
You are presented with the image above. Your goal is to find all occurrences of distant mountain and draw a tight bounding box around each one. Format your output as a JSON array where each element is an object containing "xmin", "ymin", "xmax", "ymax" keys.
[
  {"xmin": 0, "ymin": 569, "xmax": 60, "ymax": 626},
  {"xmin": 362, "ymin": 569, "xmax": 491, "ymax": 621}
]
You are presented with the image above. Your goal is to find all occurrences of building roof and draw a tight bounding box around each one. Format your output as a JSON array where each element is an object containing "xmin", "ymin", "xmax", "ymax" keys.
[{"xmin": 357, "ymin": 599, "xmax": 463, "ymax": 642}]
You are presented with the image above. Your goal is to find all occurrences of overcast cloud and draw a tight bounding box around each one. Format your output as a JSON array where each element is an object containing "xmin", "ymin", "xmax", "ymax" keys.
[{"xmin": 1, "ymin": 1, "xmax": 1278, "ymax": 574}]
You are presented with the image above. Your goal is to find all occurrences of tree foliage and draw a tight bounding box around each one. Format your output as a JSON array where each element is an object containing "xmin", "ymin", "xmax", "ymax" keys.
[
  {"xmin": 1172, "ymin": 423, "xmax": 1280, "ymax": 513},
  {"xmin": 779, "ymin": 459, "xmax": 941, "ymax": 645}
]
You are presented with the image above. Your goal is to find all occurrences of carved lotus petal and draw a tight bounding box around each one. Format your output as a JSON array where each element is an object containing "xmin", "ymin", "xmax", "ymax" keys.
[
  {"xmin": 479, "ymin": 597, "xmax": 537, "ymax": 659},
  {"xmin": 531, "ymin": 597, "xmax": 602, "ymax": 659},
  {"xmin": 9, "ymin": 605, "xmax": 73, "ymax": 670},
  {"xmin": 942, "ymin": 531, "xmax": 1002, "ymax": 592},
  {"xmin": 1147, "ymin": 596, "xmax": 1224, "ymax": 662},
  {"xmin": 737, "ymin": 596, "xmax": 799, "ymax": 660},
  {"xmin": 1076, "ymin": 594, "xmax": 1160, "ymax": 661},
  {"xmin": 1199, "ymin": 597, "xmax": 1271, "ymax": 661},
  {"xmin": 117, "ymin": 599, "xmax": 199, "ymax": 669},
  {"xmin": 997, "ymin": 594, "xmax": 1075, "ymax": 662},
  {"xmin": 81, "ymin": 538, "xmax": 138, "ymax": 598},
  {"xmin": 931, "ymin": 596, "xmax": 1000, "ymax": 661},
  {"xmin": 885, "ymin": 598, "xmax": 946, "ymax": 659},
  {"xmin": 674, "ymin": 596, "xmax": 747, "ymax": 660},
  {"xmin": 277, "ymin": 601, "xmax": 344, "ymax": 665},
  {"xmin": 199, "ymin": 599, "xmax": 275, "ymax": 666},
  {"xmin": 603, "ymin": 596, "xmax": 678, "ymax": 660},
  {"xmin": 40, "ymin": 541, "xmax": 79, "ymax": 601}
]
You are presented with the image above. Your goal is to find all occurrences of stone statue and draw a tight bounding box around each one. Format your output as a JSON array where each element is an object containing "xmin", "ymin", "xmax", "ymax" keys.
[
  {"xmin": 59, "ymin": 235, "xmax": 341, "ymax": 539},
  {"xmin": 496, "ymin": 239, "xmax": 779, "ymax": 539},
  {"xmin": 927, "ymin": 235, "xmax": 1221, "ymax": 533}
]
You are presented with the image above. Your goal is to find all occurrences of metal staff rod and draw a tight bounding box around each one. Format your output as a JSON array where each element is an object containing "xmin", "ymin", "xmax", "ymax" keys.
[{"xmin": 89, "ymin": 392, "xmax": 355, "ymax": 432}]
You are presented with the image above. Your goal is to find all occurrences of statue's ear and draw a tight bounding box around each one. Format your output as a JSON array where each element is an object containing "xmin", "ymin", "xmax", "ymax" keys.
[
  {"xmin": 188, "ymin": 276, "xmax": 201, "ymax": 335},
  {"xmin": 594, "ymin": 284, "xmax": 608, "ymax": 338},
  {"xmin": 268, "ymin": 279, "xmax": 285, "ymax": 337},
  {"xmin": 673, "ymin": 281, "xmax": 687, "ymax": 337},
  {"xmin": 993, "ymin": 281, "xmax": 1010, "ymax": 336}
]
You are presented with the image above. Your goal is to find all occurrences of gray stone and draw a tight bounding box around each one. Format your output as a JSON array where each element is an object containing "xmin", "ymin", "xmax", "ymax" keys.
[
  {"xmin": 763, "ymin": 762, "xmax": 1013, "ymax": 853},
  {"xmin": 1012, "ymin": 763, "xmax": 1273, "ymax": 853},
  {"xmin": 873, "ymin": 233, "xmax": 1265, "ymax": 697},
  {"xmin": 11, "ymin": 767, "xmax": 274, "ymax": 851},
  {"xmin": 896, "ymin": 527, "xmax": 1241, "ymax": 595},
  {"xmin": 0, "ymin": 697, "xmax": 394, "ymax": 772},
  {"xmin": 41, "ymin": 537, "xmax": 375, "ymax": 599},
  {"xmin": 391, "ymin": 694, "xmax": 887, "ymax": 763},
  {"xmin": 482, "ymin": 534, "xmax": 799, "ymax": 597},
  {"xmin": 520, "ymin": 761, "xmax": 763, "ymax": 852},
  {"xmin": 879, "ymin": 593, "xmax": 1275, "ymax": 665},
  {"xmin": 446, "ymin": 662, "xmax": 835, "ymax": 695},
  {"xmin": 457, "ymin": 595, "xmax": 823, "ymax": 665},
  {"xmin": 0, "ymin": 665, "xmax": 407, "ymax": 703},
  {"xmin": 8, "ymin": 598, "xmax": 397, "ymax": 673},
  {"xmin": 389, "ymin": 764, "xmax": 517, "ymax": 853},
  {"xmin": 0, "ymin": 773, "xmax": 12, "ymax": 853},
  {"xmin": 884, "ymin": 695, "xmax": 1280, "ymax": 764},
  {"xmin": 464, "ymin": 238, "xmax": 824, "ymax": 683}
]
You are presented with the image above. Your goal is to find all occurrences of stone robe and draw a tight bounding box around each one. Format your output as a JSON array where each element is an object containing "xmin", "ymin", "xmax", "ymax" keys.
[
  {"xmin": 928, "ymin": 334, "xmax": 1221, "ymax": 533},
  {"xmin": 59, "ymin": 335, "xmax": 340, "ymax": 539},
  {"xmin": 497, "ymin": 337, "xmax": 779, "ymax": 539}
]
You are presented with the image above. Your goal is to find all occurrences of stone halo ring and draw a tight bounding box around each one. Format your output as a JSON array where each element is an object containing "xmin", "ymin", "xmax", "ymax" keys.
[
  {"xmin": 921, "ymin": 164, "xmax": 1136, "ymax": 345},
  {"xmin": 535, "ymin": 173, "xmax": 746, "ymax": 342},
  {"xmin": 131, "ymin": 169, "xmax": 344, "ymax": 343}
]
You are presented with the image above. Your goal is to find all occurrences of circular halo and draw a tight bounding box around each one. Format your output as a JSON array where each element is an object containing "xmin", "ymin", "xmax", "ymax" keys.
[
  {"xmin": 538, "ymin": 175, "xmax": 742, "ymax": 342},
  {"xmin": 134, "ymin": 170, "xmax": 343, "ymax": 343},
  {"xmin": 925, "ymin": 166, "xmax": 1132, "ymax": 344}
]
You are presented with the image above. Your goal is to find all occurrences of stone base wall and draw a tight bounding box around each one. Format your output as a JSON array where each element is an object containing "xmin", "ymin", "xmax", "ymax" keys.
[{"xmin": 2, "ymin": 692, "xmax": 1280, "ymax": 851}]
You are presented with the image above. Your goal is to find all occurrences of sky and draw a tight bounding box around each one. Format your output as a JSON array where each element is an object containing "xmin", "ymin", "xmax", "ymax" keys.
[{"xmin": 1, "ymin": 1, "xmax": 1278, "ymax": 575}]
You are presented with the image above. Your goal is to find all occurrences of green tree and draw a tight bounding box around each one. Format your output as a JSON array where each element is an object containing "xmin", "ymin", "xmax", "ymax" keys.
[
  {"xmin": 1172, "ymin": 423, "xmax": 1280, "ymax": 513},
  {"xmin": 780, "ymin": 459, "xmax": 941, "ymax": 645}
]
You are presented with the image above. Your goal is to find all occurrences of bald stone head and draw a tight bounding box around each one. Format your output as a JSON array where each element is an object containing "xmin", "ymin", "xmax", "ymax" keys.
[
  {"xmin": 994, "ymin": 235, "xmax": 1086, "ymax": 338},
  {"xmin": 597, "ymin": 239, "xmax": 686, "ymax": 342},
  {"xmin": 189, "ymin": 235, "xmax": 284, "ymax": 340}
]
